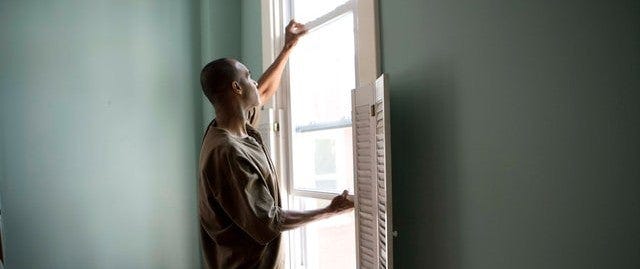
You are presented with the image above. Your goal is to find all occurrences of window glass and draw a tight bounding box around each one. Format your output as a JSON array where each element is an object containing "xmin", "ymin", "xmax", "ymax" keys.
[
  {"xmin": 291, "ymin": 127, "xmax": 353, "ymax": 193},
  {"xmin": 288, "ymin": 12, "xmax": 355, "ymax": 194},
  {"xmin": 284, "ymin": 1, "xmax": 359, "ymax": 268},
  {"xmin": 289, "ymin": 12, "xmax": 355, "ymax": 127},
  {"xmin": 314, "ymin": 139, "xmax": 336, "ymax": 175},
  {"xmin": 292, "ymin": 0, "xmax": 351, "ymax": 23},
  {"xmin": 289, "ymin": 196, "xmax": 356, "ymax": 269}
]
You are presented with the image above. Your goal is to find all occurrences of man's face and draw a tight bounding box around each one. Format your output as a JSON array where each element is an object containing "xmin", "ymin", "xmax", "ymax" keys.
[{"xmin": 233, "ymin": 61, "xmax": 260, "ymax": 108}]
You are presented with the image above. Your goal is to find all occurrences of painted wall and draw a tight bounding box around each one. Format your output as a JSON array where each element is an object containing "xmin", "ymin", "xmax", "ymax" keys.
[
  {"xmin": 228, "ymin": 0, "xmax": 640, "ymax": 268},
  {"xmin": 0, "ymin": 1, "xmax": 202, "ymax": 268},
  {"xmin": 200, "ymin": 0, "xmax": 240, "ymax": 126},
  {"xmin": 199, "ymin": 0, "xmax": 262, "ymax": 126},
  {"xmin": 240, "ymin": 0, "xmax": 264, "ymax": 77},
  {"xmin": 380, "ymin": 0, "xmax": 640, "ymax": 268},
  {"xmin": 4, "ymin": 0, "xmax": 635, "ymax": 268}
]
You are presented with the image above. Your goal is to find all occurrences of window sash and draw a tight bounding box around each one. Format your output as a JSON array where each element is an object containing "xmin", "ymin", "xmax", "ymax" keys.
[
  {"xmin": 285, "ymin": 0, "xmax": 357, "ymax": 196},
  {"xmin": 261, "ymin": 0, "xmax": 379, "ymax": 199},
  {"xmin": 290, "ymin": 0, "xmax": 355, "ymax": 32},
  {"xmin": 295, "ymin": 119, "xmax": 351, "ymax": 133},
  {"xmin": 261, "ymin": 1, "xmax": 380, "ymax": 268}
]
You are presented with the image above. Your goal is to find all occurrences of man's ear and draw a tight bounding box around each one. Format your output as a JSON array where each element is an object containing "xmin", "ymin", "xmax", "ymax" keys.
[{"xmin": 231, "ymin": 81, "xmax": 242, "ymax": 95}]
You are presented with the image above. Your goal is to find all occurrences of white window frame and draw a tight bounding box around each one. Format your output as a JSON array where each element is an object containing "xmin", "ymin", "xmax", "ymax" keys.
[
  {"xmin": 261, "ymin": 1, "xmax": 381, "ymax": 268},
  {"xmin": 261, "ymin": 0, "xmax": 379, "ymax": 200}
]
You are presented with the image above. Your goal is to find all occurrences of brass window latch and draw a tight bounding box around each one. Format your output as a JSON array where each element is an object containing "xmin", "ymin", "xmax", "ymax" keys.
[{"xmin": 273, "ymin": 121, "xmax": 280, "ymax": 132}]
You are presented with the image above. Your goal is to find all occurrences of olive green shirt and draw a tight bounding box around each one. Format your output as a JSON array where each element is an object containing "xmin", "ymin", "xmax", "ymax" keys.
[{"xmin": 198, "ymin": 108, "xmax": 284, "ymax": 269}]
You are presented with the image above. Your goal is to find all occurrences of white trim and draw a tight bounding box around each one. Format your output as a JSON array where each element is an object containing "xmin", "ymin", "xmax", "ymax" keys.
[
  {"xmin": 300, "ymin": 0, "xmax": 354, "ymax": 32},
  {"xmin": 261, "ymin": 0, "xmax": 380, "ymax": 268},
  {"xmin": 280, "ymin": 0, "xmax": 295, "ymax": 200},
  {"xmin": 260, "ymin": 0, "xmax": 274, "ymax": 68},
  {"xmin": 290, "ymin": 188, "xmax": 356, "ymax": 201},
  {"xmin": 261, "ymin": 2, "xmax": 380, "ymax": 267},
  {"xmin": 260, "ymin": 0, "xmax": 285, "ymax": 110},
  {"xmin": 289, "ymin": 0, "xmax": 378, "ymax": 197},
  {"xmin": 355, "ymin": 0, "xmax": 380, "ymax": 86},
  {"xmin": 261, "ymin": 0, "xmax": 380, "ymax": 198},
  {"xmin": 261, "ymin": 0, "xmax": 294, "ymax": 201}
]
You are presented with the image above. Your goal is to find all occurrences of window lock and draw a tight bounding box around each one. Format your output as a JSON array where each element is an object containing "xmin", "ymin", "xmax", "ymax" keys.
[{"xmin": 273, "ymin": 121, "xmax": 280, "ymax": 132}]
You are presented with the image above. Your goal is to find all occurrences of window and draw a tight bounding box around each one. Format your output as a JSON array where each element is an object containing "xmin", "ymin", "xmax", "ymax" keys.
[
  {"xmin": 287, "ymin": 2, "xmax": 357, "ymax": 267},
  {"xmin": 260, "ymin": 0, "xmax": 380, "ymax": 268},
  {"xmin": 289, "ymin": 6, "xmax": 355, "ymax": 195},
  {"xmin": 287, "ymin": 197, "xmax": 356, "ymax": 269}
]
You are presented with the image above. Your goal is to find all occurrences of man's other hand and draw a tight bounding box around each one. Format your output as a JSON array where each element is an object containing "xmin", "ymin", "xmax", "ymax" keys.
[
  {"xmin": 284, "ymin": 20, "xmax": 307, "ymax": 49},
  {"xmin": 327, "ymin": 190, "xmax": 355, "ymax": 214}
]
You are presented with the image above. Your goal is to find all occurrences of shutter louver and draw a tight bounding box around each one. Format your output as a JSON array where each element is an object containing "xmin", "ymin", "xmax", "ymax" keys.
[{"xmin": 353, "ymin": 74, "xmax": 392, "ymax": 269}]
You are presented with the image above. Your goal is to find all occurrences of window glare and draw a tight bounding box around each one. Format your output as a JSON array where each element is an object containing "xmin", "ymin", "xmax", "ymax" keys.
[
  {"xmin": 293, "ymin": 0, "xmax": 351, "ymax": 23},
  {"xmin": 288, "ymin": 10, "xmax": 355, "ymax": 195},
  {"xmin": 289, "ymin": 196, "xmax": 356, "ymax": 269},
  {"xmin": 291, "ymin": 127, "xmax": 354, "ymax": 193},
  {"xmin": 289, "ymin": 12, "xmax": 355, "ymax": 127},
  {"xmin": 285, "ymin": 1, "xmax": 359, "ymax": 268}
]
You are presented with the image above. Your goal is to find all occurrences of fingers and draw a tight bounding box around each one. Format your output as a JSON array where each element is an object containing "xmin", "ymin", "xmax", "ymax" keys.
[
  {"xmin": 344, "ymin": 191, "xmax": 354, "ymax": 209},
  {"xmin": 295, "ymin": 23, "xmax": 308, "ymax": 35},
  {"xmin": 286, "ymin": 20, "xmax": 308, "ymax": 35},
  {"xmin": 327, "ymin": 190, "xmax": 354, "ymax": 214},
  {"xmin": 286, "ymin": 20, "xmax": 302, "ymax": 31},
  {"xmin": 287, "ymin": 20, "xmax": 304, "ymax": 28},
  {"xmin": 335, "ymin": 191, "xmax": 354, "ymax": 211},
  {"xmin": 342, "ymin": 199, "xmax": 355, "ymax": 211}
]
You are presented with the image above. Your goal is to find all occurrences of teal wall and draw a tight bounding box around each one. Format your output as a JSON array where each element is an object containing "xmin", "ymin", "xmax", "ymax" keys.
[
  {"xmin": 0, "ymin": 1, "xmax": 202, "ymax": 268},
  {"xmin": 380, "ymin": 0, "xmax": 640, "ymax": 268},
  {"xmin": 240, "ymin": 0, "xmax": 264, "ymax": 77},
  {"xmin": 0, "ymin": 0, "xmax": 263, "ymax": 267},
  {"xmin": 3, "ymin": 0, "xmax": 637, "ymax": 268},
  {"xmin": 200, "ymin": 0, "xmax": 240, "ymax": 125},
  {"xmin": 200, "ymin": 0, "xmax": 262, "ymax": 126},
  {"xmin": 229, "ymin": 1, "xmax": 640, "ymax": 268}
]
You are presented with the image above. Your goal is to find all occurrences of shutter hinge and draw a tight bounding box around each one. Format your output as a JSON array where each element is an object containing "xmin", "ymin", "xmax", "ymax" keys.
[
  {"xmin": 393, "ymin": 230, "xmax": 398, "ymax": 237},
  {"xmin": 370, "ymin": 105, "xmax": 375, "ymax": 116},
  {"xmin": 273, "ymin": 121, "xmax": 280, "ymax": 132}
]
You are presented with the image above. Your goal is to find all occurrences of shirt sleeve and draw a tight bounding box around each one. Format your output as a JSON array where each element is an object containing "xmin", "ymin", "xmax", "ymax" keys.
[{"xmin": 202, "ymin": 146, "xmax": 282, "ymax": 245}]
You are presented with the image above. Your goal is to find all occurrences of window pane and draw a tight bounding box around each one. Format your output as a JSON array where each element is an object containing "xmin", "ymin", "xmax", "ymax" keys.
[
  {"xmin": 289, "ymin": 12, "xmax": 355, "ymax": 127},
  {"xmin": 288, "ymin": 12, "xmax": 355, "ymax": 194},
  {"xmin": 288, "ymin": 196, "xmax": 356, "ymax": 269},
  {"xmin": 293, "ymin": 0, "xmax": 351, "ymax": 23},
  {"xmin": 291, "ymin": 127, "xmax": 353, "ymax": 193}
]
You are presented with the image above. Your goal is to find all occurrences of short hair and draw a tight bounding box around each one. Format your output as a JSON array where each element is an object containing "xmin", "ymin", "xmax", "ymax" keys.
[{"xmin": 200, "ymin": 58, "xmax": 239, "ymax": 105}]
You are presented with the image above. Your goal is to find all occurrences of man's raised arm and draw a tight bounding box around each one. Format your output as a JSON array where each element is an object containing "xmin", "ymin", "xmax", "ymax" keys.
[{"xmin": 257, "ymin": 20, "xmax": 307, "ymax": 104}]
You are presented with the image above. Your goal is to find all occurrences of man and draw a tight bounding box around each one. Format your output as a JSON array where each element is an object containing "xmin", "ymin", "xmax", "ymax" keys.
[{"xmin": 198, "ymin": 20, "xmax": 354, "ymax": 269}]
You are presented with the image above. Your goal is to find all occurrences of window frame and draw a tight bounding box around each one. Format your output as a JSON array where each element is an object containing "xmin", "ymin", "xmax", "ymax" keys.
[
  {"xmin": 261, "ymin": 0, "xmax": 379, "ymax": 201},
  {"xmin": 260, "ymin": 0, "xmax": 380, "ymax": 267}
]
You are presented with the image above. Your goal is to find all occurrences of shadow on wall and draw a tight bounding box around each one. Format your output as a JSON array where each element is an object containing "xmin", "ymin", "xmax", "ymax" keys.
[
  {"xmin": 390, "ymin": 58, "xmax": 462, "ymax": 269},
  {"xmin": 0, "ymin": 195, "xmax": 4, "ymax": 268}
]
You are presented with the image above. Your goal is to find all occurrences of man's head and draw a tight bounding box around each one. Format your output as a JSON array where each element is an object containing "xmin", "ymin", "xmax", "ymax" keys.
[{"xmin": 200, "ymin": 58, "xmax": 260, "ymax": 111}]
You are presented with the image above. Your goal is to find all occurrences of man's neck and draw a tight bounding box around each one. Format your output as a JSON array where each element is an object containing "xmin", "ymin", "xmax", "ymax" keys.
[{"xmin": 215, "ymin": 108, "xmax": 249, "ymax": 138}]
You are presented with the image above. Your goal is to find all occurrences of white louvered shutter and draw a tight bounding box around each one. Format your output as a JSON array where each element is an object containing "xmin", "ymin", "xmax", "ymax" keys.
[{"xmin": 353, "ymin": 74, "xmax": 393, "ymax": 269}]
